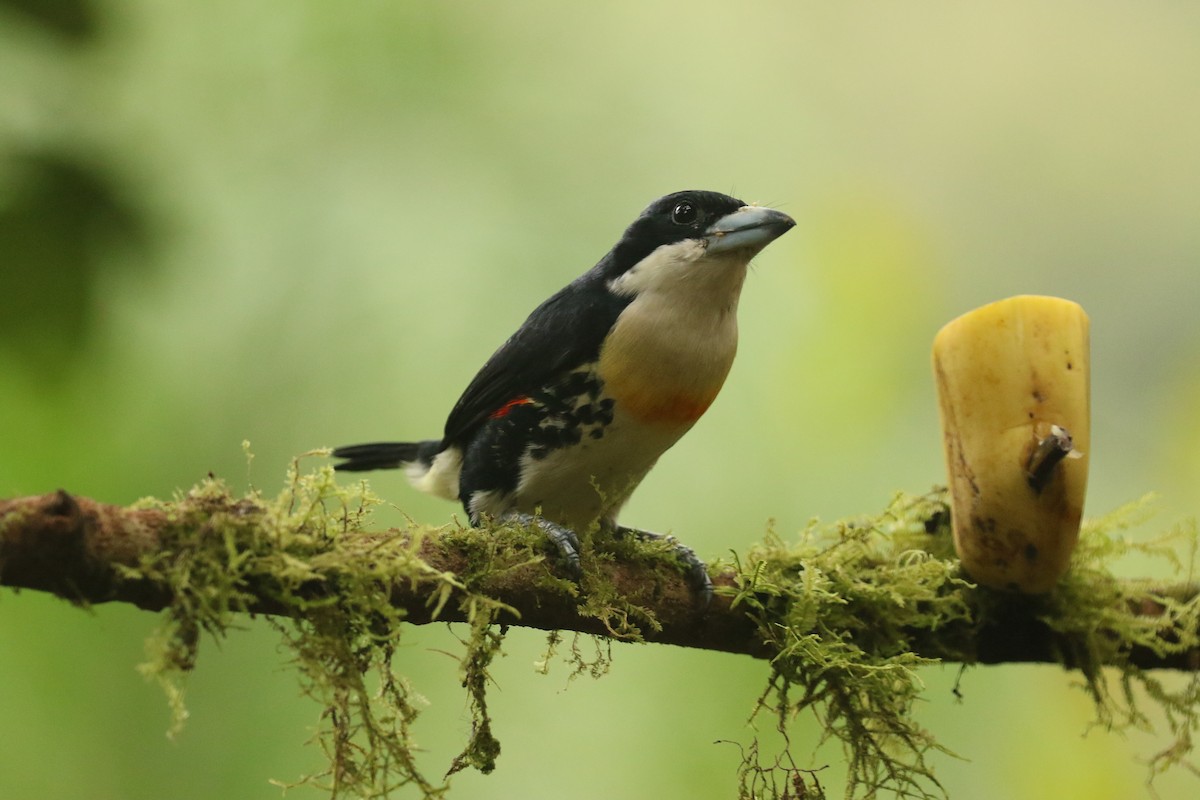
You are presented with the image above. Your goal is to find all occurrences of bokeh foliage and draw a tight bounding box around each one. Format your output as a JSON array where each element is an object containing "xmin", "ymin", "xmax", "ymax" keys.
[{"xmin": 2, "ymin": 2, "xmax": 1199, "ymax": 799}]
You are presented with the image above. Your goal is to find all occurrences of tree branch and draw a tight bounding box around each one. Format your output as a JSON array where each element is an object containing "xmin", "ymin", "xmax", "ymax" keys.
[{"xmin": 0, "ymin": 489, "xmax": 1197, "ymax": 671}]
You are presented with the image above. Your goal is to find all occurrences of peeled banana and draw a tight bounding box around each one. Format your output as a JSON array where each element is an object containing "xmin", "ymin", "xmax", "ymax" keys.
[{"xmin": 932, "ymin": 295, "xmax": 1090, "ymax": 593}]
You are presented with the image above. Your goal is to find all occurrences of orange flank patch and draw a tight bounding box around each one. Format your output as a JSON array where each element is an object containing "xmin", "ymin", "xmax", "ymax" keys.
[
  {"xmin": 490, "ymin": 396, "xmax": 534, "ymax": 419},
  {"xmin": 619, "ymin": 389, "xmax": 718, "ymax": 425}
]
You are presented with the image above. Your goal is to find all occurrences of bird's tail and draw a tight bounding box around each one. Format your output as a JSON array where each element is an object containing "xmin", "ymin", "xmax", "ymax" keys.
[
  {"xmin": 331, "ymin": 440, "xmax": 435, "ymax": 471},
  {"xmin": 332, "ymin": 440, "xmax": 460, "ymax": 500}
]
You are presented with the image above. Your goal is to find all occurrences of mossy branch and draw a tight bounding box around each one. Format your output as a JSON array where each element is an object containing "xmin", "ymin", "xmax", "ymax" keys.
[
  {"xmin": 0, "ymin": 486, "xmax": 760, "ymax": 654},
  {"xmin": 1, "ymin": 465, "xmax": 1198, "ymax": 799},
  {"xmin": 0, "ymin": 485, "xmax": 1196, "ymax": 669}
]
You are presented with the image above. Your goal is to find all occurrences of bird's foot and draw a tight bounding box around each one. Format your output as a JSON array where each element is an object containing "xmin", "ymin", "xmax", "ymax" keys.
[
  {"xmin": 499, "ymin": 511, "xmax": 582, "ymax": 579},
  {"xmin": 614, "ymin": 526, "xmax": 713, "ymax": 607},
  {"xmin": 494, "ymin": 514, "xmax": 712, "ymax": 606}
]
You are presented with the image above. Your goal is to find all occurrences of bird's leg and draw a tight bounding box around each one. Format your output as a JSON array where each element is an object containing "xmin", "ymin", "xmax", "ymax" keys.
[
  {"xmin": 612, "ymin": 525, "xmax": 713, "ymax": 606},
  {"xmin": 497, "ymin": 511, "xmax": 582, "ymax": 579}
]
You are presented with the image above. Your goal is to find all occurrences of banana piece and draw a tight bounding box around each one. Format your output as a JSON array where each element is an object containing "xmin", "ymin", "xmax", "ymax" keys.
[{"xmin": 932, "ymin": 295, "xmax": 1090, "ymax": 593}]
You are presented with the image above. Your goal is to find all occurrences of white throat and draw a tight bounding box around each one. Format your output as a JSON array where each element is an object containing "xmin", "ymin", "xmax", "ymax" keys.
[{"xmin": 607, "ymin": 240, "xmax": 751, "ymax": 313}]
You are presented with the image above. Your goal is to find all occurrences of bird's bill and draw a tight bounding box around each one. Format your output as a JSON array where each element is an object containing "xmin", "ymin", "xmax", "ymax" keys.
[{"xmin": 704, "ymin": 205, "xmax": 795, "ymax": 256}]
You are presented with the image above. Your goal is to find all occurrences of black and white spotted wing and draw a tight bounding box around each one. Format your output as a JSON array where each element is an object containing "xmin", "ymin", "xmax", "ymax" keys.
[{"xmin": 439, "ymin": 278, "xmax": 630, "ymax": 450}]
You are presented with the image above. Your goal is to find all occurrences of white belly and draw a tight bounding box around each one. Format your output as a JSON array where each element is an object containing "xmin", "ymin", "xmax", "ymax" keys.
[{"xmin": 509, "ymin": 403, "xmax": 693, "ymax": 531}]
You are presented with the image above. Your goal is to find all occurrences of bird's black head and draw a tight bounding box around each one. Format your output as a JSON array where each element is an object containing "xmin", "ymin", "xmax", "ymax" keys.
[
  {"xmin": 601, "ymin": 191, "xmax": 746, "ymax": 278},
  {"xmin": 591, "ymin": 190, "xmax": 795, "ymax": 297}
]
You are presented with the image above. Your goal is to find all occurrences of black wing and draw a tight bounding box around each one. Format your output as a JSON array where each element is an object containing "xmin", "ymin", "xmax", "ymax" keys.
[{"xmin": 441, "ymin": 278, "xmax": 629, "ymax": 449}]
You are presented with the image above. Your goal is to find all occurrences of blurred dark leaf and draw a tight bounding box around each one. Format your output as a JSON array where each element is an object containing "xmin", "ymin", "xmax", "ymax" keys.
[
  {"xmin": 0, "ymin": 0, "xmax": 98, "ymax": 40},
  {"xmin": 0, "ymin": 150, "xmax": 154, "ymax": 382}
]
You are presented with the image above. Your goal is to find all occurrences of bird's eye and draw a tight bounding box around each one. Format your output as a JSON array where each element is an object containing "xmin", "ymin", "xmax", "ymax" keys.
[{"xmin": 671, "ymin": 201, "xmax": 699, "ymax": 225}]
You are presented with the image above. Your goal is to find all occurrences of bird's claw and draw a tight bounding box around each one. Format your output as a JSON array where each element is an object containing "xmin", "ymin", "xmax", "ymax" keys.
[
  {"xmin": 675, "ymin": 539, "xmax": 715, "ymax": 608},
  {"xmin": 538, "ymin": 518, "xmax": 583, "ymax": 580},
  {"xmin": 501, "ymin": 512, "xmax": 582, "ymax": 579},
  {"xmin": 498, "ymin": 514, "xmax": 712, "ymax": 607},
  {"xmin": 617, "ymin": 527, "xmax": 713, "ymax": 608}
]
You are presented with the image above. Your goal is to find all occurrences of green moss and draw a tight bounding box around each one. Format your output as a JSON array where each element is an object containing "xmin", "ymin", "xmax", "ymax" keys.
[
  {"xmin": 728, "ymin": 492, "xmax": 968, "ymax": 800},
  {"xmin": 1042, "ymin": 500, "xmax": 1200, "ymax": 781},
  {"xmin": 726, "ymin": 492, "xmax": 1200, "ymax": 800},
  {"xmin": 126, "ymin": 456, "xmax": 478, "ymax": 797},
  {"xmin": 118, "ymin": 462, "xmax": 1198, "ymax": 800}
]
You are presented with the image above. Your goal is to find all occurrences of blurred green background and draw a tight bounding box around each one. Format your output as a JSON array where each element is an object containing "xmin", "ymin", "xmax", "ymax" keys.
[{"xmin": 1, "ymin": 1, "xmax": 1198, "ymax": 798}]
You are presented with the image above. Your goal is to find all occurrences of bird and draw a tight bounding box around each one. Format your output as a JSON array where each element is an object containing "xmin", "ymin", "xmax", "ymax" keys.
[{"xmin": 333, "ymin": 190, "xmax": 795, "ymax": 601}]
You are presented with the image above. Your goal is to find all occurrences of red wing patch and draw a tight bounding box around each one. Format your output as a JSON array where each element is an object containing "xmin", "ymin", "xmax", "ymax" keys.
[{"xmin": 489, "ymin": 395, "xmax": 534, "ymax": 419}]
